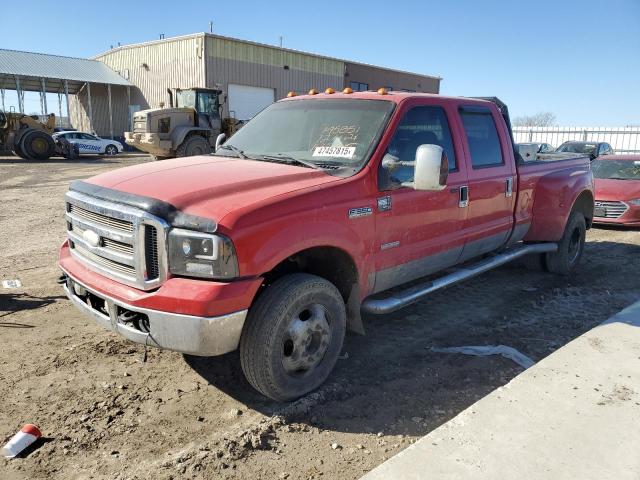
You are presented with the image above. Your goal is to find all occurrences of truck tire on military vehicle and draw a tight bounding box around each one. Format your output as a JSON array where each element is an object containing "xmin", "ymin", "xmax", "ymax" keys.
[
  {"xmin": 176, "ymin": 135, "xmax": 212, "ymax": 157},
  {"xmin": 22, "ymin": 130, "xmax": 56, "ymax": 160}
]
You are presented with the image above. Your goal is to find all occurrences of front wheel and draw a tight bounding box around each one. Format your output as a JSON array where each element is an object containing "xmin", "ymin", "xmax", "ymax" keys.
[
  {"xmin": 104, "ymin": 144, "xmax": 118, "ymax": 156},
  {"xmin": 545, "ymin": 211, "xmax": 586, "ymax": 275},
  {"xmin": 240, "ymin": 273, "xmax": 346, "ymax": 401}
]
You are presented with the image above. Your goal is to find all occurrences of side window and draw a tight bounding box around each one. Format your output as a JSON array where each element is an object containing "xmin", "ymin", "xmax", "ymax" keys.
[
  {"xmin": 380, "ymin": 106, "xmax": 457, "ymax": 188},
  {"xmin": 349, "ymin": 81, "xmax": 369, "ymax": 92},
  {"xmin": 459, "ymin": 107, "xmax": 504, "ymax": 168}
]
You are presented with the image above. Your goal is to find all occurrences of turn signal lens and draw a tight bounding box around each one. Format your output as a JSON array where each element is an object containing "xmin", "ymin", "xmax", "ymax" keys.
[
  {"xmin": 343, "ymin": 87, "xmax": 353, "ymax": 94},
  {"xmin": 325, "ymin": 87, "xmax": 335, "ymax": 94},
  {"xmin": 287, "ymin": 91, "xmax": 296, "ymax": 97},
  {"xmin": 308, "ymin": 88, "xmax": 318, "ymax": 95},
  {"xmin": 377, "ymin": 87, "xmax": 388, "ymax": 95}
]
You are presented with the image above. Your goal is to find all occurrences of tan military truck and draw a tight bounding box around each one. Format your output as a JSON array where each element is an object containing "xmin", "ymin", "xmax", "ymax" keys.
[
  {"xmin": 0, "ymin": 110, "xmax": 57, "ymax": 160},
  {"xmin": 125, "ymin": 88, "xmax": 230, "ymax": 160}
]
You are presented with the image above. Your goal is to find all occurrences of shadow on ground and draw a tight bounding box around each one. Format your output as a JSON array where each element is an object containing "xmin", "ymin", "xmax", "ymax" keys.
[
  {"xmin": 0, "ymin": 292, "xmax": 66, "ymax": 323},
  {"xmin": 185, "ymin": 240, "xmax": 640, "ymax": 435}
]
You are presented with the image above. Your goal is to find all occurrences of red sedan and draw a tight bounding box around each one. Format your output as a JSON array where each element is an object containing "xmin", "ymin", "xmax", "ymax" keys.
[{"xmin": 593, "ymin": 155, "xmax": 640, "ymax": 226}]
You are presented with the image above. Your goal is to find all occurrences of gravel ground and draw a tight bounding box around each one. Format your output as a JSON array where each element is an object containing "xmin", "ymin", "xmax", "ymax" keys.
[{"xmin": 1, "ymin": 155, "xmax": 639, "ymax": 480}]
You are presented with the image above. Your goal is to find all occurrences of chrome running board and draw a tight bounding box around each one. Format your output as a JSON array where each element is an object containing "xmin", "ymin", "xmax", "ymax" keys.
[{"xmin": 361, "ymin": 242, "xmax": 558, "ymax": 315}]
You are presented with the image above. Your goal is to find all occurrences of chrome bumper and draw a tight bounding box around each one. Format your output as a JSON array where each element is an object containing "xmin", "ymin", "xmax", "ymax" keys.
[{"xmin": 62, "ymin": 272, "xmax": 247, "ymax": 356}]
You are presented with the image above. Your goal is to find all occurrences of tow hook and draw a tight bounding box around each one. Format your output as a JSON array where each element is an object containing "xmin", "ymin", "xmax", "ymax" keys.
[{"xmin": 57, "ymin": 274, "xmax": 68, "ymax": 285}]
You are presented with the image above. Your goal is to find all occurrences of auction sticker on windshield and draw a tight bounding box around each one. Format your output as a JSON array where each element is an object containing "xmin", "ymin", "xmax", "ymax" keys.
[{"xmin": 313, "ymin": 146, "xmax": 356, "ymax": 159}]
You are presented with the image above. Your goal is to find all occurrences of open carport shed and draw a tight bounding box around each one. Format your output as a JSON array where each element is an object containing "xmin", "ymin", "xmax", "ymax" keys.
[{"xmin": 0, "ymin": 49, "xmax": 131, "ymax": 138}]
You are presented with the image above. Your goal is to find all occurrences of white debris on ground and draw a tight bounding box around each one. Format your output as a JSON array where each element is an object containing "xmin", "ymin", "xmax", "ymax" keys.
[
  {"xmin": 430, "ymin": 345, "xmax": 535, "ymax": 369},
  {"xmin": 2, "ymin": 279, "xmax": 22, "ymax": 289}
]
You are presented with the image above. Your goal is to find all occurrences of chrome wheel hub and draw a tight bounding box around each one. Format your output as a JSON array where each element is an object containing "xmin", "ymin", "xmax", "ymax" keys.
[{"xmin": 282, "ymin": 304, "xmax": 331, "ymax": 375}]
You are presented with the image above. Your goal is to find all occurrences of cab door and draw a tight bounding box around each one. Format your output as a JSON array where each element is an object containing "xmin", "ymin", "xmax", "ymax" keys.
[
  {"xmin": 373, "ymin": 99, "xmax": 469, "ymax": 293},
  {"xmin": 456, "ymin": 105, "xmax": 516, "ymax": 262}
]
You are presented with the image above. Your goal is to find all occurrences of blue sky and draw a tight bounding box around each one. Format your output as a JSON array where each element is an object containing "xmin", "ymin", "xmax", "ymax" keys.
[{"xmin": 2, "ymin": 0, "xmax": 639, "ymax": 125}]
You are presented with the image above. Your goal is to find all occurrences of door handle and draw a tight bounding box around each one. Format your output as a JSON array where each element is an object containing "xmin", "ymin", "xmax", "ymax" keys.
[
  {"xmin": 459, "ymin": 185, "xmax": 469, "ymax": 208},
  {"xmin": 505, "ymin": 177, "xmax": 514, "ymax": 197}
]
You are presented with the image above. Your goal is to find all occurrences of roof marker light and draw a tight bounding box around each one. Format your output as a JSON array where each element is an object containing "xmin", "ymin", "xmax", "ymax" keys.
[
  {"xmin": 343, "ymin": 87, "xmax": 353, "ymax": 94},
  {"xmin": 325, "ymin": 87, "xmax": 335, "ymax": 94},
  {"xmin": 287, "ymin": 91, "xmax": 296, "ymax": 97},
  {"xmin": 308, "ymin": 89, "xmax": 318, "ymax": 95},
  {"xmin": 377, "ymin": 87, "xmax": 388, "ymax": 95}
]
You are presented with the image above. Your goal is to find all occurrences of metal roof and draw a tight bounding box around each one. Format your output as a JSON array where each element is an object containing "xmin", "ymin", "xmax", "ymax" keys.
[{"xmin": 0, "ymin": 49, "xmax": 131, "ymax": 93}]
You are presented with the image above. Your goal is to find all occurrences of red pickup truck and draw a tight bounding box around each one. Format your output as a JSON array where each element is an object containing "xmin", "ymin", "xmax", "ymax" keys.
[{"xmin": 59, "ymin": 91, "xmax": 594, "ymax": 401}]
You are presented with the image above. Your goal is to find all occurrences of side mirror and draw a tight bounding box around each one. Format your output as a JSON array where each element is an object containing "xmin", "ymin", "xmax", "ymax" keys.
[
  {"xmin": 381, "ymin": 144, "xmax": 448, "ymax": 191},
  {"xmin": 215, "ymin": 133, "xmax": 226, "ymax": 152},
  {"xmin": 414, "ymin": 144, "xmax": 448, "ymax": 191}
]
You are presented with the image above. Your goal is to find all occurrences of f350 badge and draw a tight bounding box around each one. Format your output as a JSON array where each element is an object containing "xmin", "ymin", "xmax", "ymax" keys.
[{"xmin": 348, "ymin": 206, "xmax": 373, "ymax": 219}]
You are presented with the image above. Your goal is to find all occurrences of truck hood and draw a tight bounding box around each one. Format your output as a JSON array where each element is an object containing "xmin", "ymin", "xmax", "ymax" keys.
[
  {"xmin": 595, "ymin": 178, "xmax": 640, "ymax": 201},
  {"xmin": 84, "ymin": 155, "xmax": 340, "ymax": 222}
]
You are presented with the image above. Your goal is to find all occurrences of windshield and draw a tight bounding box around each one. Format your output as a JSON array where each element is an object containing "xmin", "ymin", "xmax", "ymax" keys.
[
  {"xmin": 557, "ymin": 142, "xmax": 597, "ymax": 154},
  {"xmin": 176, "ymin": 90, "xmax": 196, "ymax": 109},
  {"xmin": 592, "ymin": 159, "xmax": 640, "ymax": 180},
  {"xmin": 219, "ymin": 99, "xmax": 395, "ymax": 171}
]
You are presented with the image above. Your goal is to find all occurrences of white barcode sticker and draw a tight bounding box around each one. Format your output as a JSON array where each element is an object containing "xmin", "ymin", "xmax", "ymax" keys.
[{"xmin": 312, "ymin": 146, "xmax": 356, "ymax": 159}]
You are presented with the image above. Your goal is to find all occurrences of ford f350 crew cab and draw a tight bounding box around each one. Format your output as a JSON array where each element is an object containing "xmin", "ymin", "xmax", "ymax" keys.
[{"xmin": 59, "ymin": 90, "xmax": 594, "ymax": 401}]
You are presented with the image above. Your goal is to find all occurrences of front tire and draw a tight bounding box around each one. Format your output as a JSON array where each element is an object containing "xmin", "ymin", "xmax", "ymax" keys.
[
  {"xmin": 21, "ymin": 130, "xmax": 55, "ymax": 160},
  {"xmin": 175, "ymin": 135, "xmax": 212, "ymax": 157},
  {"xmin": 240, "ymin": 273, "xmax": 346, "ymax": 402},
  {"xmin": 545, "ymin": 211, "xmax": 586, "ymax": 275},
  {"xmin": 104, "ymin": 144, "xmax": 118, "ymax": 156}
]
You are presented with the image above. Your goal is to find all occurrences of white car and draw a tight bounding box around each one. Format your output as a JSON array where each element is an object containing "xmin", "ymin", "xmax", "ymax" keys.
[{"xmin": 53, "ymin": 131, "xmax": 124, "ymax": 156}]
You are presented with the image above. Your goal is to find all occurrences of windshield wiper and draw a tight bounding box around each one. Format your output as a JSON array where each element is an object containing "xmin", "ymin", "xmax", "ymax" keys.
[
  {"xmin": 260, "ymin": 154, "xmax": 321, "ymax": 170},
  {"xmin": 217, "ymin": 144, "xmax": 247, "ymax": 159}
]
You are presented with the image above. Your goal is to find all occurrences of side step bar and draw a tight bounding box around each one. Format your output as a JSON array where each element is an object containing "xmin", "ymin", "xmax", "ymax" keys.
[{"xmin": 361, "ymin": 242, "xmax": 558, "ymax": 315}]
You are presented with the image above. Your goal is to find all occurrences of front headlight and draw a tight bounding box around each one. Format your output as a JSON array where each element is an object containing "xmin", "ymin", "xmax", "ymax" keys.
[
  {"xmin": 168, "ymin": 228, "xmax": 239, "ymax": 279},
  {"xmin": 629, "ymin": 199, "xmax": 640, "ymax": 206}
]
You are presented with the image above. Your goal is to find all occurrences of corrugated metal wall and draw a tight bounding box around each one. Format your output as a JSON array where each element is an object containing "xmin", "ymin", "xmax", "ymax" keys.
[
  {"xmin": 204, "ymin": 35, "xmax": 345, "ymax": 117},
  {"xmin": 96, "ymin": 35, "xmax": 206, "ymax": 111},
  {"xmin": 69, "ymin": 84, "xmax": 129, "ymax": 137},
  {"xmin": 344, "ymin": 62, "xmax": 440, "ymax": 93}
]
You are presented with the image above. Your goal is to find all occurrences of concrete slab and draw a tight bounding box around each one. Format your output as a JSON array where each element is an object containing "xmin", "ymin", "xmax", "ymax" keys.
[{"xmin": 362, "ymin": 301, "xmax": 640, "ymax": 480}]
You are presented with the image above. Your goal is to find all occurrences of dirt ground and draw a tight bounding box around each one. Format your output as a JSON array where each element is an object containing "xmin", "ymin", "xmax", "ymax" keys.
[{"xmin": 1, "ymin": 154, "xmax": 639, "ymax": 480}]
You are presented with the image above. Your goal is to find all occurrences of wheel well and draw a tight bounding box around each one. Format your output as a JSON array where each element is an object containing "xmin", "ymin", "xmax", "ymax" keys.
[
  {"xmin": 572, "ymin": 190, "xmax": 594, "ymax": 228},
  {"xmin": 262, "ymin": 247, "xmax": 358, "ymax": 303}
]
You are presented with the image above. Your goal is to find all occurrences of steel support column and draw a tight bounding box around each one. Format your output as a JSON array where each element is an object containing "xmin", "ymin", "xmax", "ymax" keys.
[
  {"xmin": 1, "ymin": 88, "xmax": 5, "ymax": 111},
  {"xmin": 15, "ymin": 76, "xmax": 24, "ymax": 113},
  {"xmin": 58, "ymin": 92, "xmax": 63, "ymax": 127},
  {"xmin": 127, "ymin": 86, "xmax": 131, "ymax": 131},
  {"xmin": 107, "ymin": 84, "xmax": 114, "ymax": 139},
  {"xmin": 86, "ymin": 82, "xmax": 93, "ymax": 133},
  {"xmin": 64, "ymin": 80, "xmax": 70, "ymax": 128},
  {"xmin": 41, "ymin": 77, "xmax": 48, "ymax": 115}
]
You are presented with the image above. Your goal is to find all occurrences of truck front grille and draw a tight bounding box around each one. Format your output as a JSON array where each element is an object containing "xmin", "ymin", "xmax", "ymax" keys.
[
  {"xmin": 65, "ymin": 190, "xmax": 167, "ymax": 290},
  {"xmin": 594, "ymin": 200, "xmax": 628, "ymax": 219}
]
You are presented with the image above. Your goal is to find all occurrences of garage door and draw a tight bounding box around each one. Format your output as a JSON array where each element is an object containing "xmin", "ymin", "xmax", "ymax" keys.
[{"xmin": 228, "ymin": 84, "xmax": 275, "ymax": 121}]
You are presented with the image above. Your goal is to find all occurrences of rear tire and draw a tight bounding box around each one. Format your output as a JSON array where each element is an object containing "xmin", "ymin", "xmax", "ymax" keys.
[
  {"xmin": 22, "ymin": 130, "xmax": 55, "ymax": 160},
  {"xmin": 545, "ymin": 211, "xmax": 586, "ymax": 275},
  {"xmin": 176, "ymin": 135, "xmax": 212, "ymax": 157},
  {"xmin": 240, "ymin": 273, "xmax": 346, "ymax": 402}
]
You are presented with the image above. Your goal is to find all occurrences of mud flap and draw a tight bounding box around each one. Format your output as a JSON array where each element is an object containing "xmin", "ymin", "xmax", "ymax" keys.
[{"xmin": 346, "ymin": 284, "xmax": 365, "ymax": 335}]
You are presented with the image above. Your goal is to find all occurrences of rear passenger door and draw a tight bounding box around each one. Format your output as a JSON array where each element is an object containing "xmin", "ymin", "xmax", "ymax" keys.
[{"xmin": 457, "ymin": 105, "xmax": 516, "ymax": 262}]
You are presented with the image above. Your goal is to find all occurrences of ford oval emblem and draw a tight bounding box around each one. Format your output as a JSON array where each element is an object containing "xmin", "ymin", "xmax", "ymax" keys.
[{"xmin": 82, "ymin": 229, "xmax": 101, "ymax": 248}]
